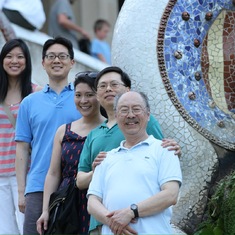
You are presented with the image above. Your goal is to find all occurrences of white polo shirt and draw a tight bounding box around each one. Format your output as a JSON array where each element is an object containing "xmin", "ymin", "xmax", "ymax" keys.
[{"xmin": 88, "ymin": 135, "xmax": 182, "ymax": 234}]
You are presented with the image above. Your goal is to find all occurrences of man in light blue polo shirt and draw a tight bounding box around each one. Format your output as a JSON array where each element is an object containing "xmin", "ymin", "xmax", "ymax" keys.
[
  {"xmin": 87, "ymin": 91, "xmax": 182, "ymax": 234},
  {"xmin": 15, "ymin": 37, "xmax": 81, "ymax": 235}
]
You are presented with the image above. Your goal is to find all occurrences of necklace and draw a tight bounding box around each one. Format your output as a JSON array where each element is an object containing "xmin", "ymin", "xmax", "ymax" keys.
[{"xmin": 4, "ymin": 100, "xmax": 22, "ymax": 107}]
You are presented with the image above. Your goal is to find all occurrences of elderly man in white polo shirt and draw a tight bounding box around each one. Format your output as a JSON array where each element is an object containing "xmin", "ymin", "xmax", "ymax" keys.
[{"xmin": 87, "ymin": 91, "xmax": 182, "ymax": 235}]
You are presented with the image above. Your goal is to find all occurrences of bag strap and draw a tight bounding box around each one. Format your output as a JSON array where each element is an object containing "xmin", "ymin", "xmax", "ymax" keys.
[{"xmin": 1, "ymin": 103, "xmax": 16, "ymax": 129}]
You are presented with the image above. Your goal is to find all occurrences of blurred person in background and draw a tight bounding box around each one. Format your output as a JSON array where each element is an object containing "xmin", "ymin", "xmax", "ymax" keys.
[
  {"xmin": 49, "ymin": 0, "xmax": 90, "ymax": 49},
  {"xmin": 0, "ymin": 0, "xmax": 46, "ymax": 31},
  {"xmin": 91, "ymin": 19, "xmax": 111, "ymax": 64}
]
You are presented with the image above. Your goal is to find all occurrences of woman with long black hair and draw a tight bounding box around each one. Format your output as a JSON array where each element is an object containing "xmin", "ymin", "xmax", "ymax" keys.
[{"xmin": 0, "ymin": 38, "xmax": 39, "ymax": 234}]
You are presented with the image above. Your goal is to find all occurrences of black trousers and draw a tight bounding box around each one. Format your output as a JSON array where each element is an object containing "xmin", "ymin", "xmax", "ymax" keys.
[{"xmin": 2, "ymin": 8, "xmax": 36, "ymax": 31}]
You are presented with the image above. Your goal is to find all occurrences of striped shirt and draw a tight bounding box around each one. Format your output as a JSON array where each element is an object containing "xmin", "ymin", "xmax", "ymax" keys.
[
  {"xmin": 0, "ymin": 103, "xmax": 19, "ymax": 176},
  {"xmin": 0, "ymin": 84, "xmax": 37, "ymax": 176}
]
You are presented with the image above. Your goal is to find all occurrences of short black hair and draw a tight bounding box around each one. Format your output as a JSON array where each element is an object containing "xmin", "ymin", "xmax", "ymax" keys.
[
  {"xmin": 95, "ymin": 66, "xmax": 131, "ymax": 90},
  {"xmin": 94, "ymin": 19, "xmax": 110, "ymax": 33},
  {"xmin": 42, "ymin": 36, "xmax": 74, "ymax": 60}
]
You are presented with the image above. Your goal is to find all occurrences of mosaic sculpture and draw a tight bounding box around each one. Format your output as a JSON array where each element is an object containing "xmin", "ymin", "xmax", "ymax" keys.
[
  {"xmin": 1, "ymin": 1, "xmax": 235, "ymax": 233},
  {"xmin": 112, "ymin": 0, "xmax": 235, "ymax": 233}
]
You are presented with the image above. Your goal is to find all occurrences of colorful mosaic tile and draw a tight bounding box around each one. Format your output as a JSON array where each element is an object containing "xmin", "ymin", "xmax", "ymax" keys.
[{"xmin": 159, "ymin": 0, "xmax": 235, "ymax": 150}]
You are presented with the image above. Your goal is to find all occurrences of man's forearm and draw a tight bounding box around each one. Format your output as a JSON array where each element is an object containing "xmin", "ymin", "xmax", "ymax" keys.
[
  {"xmin": 137, "ymin": 181, "xmax": 180, "ymax": 218},
  {"xmin": 58, "ymin": 14, "xmax": 86, "ymax": 35},
  {"xmin": 87, "ymin": 195, "xmax": 110, "ymax": 225}
]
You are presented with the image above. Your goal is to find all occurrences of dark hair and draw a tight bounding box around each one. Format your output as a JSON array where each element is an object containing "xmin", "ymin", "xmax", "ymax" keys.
[
  {"xmin": 42, "ymin": 36, "xmax": 74, "ymax": 60},
  {"xmin": 74, "ymin": 71, "xmax": 107, "ymax": 117},
  {"xmin": 114, "ymin": 91, "xmax": 151, "ymax": 112},
  {"xmin": 94, "ymin": 19, "xmax": 110, "ymax": 33},
  {"xmin": 74, "ymin": 71, "xmax": 98, "ymax": 92},
  {"xmin": 0, "ymin": 38, "xmax": 32, "ymax": 102},
  {"xmin": 95, "ymin": 66, "xmax": 131, "ymax": 90}
]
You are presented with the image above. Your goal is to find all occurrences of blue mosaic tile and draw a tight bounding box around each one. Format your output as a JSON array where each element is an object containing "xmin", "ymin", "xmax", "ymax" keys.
[{"xmin": 163, "ymin": 0, "xmax": 235, "ymax": 144}]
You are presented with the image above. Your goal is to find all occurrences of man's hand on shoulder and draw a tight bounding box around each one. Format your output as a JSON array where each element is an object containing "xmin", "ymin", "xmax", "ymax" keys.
[
  {"xmin": 92, "ymin": 152, "xmax": 107, "ymax": 171},
  {"xmin": 161, "ymin": 138, "xmax": 182, "ymax": 157}
]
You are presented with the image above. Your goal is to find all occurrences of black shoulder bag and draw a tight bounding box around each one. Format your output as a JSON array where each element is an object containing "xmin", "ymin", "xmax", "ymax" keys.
[{"xmin": 44, "ymin": 182, "xmax": 80, "ymax": 234}]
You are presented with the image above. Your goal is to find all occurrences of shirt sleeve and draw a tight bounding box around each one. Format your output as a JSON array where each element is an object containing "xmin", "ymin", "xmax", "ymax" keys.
[
  {"xmin": 57, "ymin": 1, "xmax": 71, "ymax": 17},
  {"xmin": 87, "ymin": 158, "xmax": 105, "ymax": 199},
  {"xmin": 15, "ymin": 97, "xmax": 32, "ymax": 143},
  {"xmin": 158, "ymin": 148, "xmax": 182, "ymax": 187},
  {"xmin": 146, "ymin": 114, "xmax": 164, "ymax": 140},
  {"xmin": 78, "ymin": 132, "xmax": 93, "ymax": 172}
]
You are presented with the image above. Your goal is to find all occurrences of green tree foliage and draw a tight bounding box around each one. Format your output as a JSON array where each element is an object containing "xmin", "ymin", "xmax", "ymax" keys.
[{"xmin": 194, "ymin": 171, "xmax": 235, "ymax": 235}]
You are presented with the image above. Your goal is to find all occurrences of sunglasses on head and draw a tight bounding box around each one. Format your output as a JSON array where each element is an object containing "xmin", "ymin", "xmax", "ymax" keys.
[{"xmin": 75, "ymin": 71, "xmax": 98, "ymax": 79}]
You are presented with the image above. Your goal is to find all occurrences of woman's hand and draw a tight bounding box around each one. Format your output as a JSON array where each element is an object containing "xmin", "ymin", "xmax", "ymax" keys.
[{"xmin": 36, "ymin": 211, "xmax": 49, "ymax": 235}]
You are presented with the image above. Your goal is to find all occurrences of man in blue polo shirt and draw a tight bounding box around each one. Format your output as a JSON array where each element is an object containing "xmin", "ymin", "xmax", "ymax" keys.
[{"xmin": 15, "ymin": 37, "xmax": 81, "ymax": 235}]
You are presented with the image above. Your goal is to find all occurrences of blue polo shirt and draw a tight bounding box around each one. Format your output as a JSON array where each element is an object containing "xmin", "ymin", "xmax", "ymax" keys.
[{"xmin": 15, "ymin": 83, "xmax": 81, "ymax": 194}]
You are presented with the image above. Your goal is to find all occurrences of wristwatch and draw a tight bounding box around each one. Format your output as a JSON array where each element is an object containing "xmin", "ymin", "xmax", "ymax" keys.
[{"xmin": 130, "ymin": 204, "xmax": 139, "ymax": 218}]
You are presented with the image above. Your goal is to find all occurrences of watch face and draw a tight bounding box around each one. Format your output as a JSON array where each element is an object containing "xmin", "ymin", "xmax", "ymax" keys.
[
  {"xmin": 130, "ymin": 204, "xmax": 139, "ymax": 218},
  {"xmin": 131, "ymin": 204, "xmax": 137, "ymax": 210}
]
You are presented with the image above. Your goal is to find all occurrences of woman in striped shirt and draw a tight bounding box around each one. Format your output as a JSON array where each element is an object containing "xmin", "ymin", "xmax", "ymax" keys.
[{"xmin": 0, "ymin": 39, "xmax": 39, "ymax": 234}]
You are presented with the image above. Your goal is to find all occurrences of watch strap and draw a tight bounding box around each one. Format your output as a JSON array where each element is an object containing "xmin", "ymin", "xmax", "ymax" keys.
[{"xmin": 130, "ymin": 204, "xmax": 139, "ymax": 218}]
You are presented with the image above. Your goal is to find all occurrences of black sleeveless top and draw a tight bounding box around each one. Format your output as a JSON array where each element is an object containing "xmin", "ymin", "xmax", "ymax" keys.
[{"xmin": 59, "ymin": 123, "xmax": 90, "ymax": 234}]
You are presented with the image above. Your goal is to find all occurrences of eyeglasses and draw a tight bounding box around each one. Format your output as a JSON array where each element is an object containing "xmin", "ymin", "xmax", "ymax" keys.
[
  {"xmin": 75, "ymin": 71, "xmax": 98, "ymax": 79},
  {"xmin": 117, "ymin": 107, "xmax": 146, "ymax": 116},
  {"xmin": 45, "ymin": 53, "xmax": 70, "ymax": 61},
  {"xmin": 97, "ymin": 81, "xmax": 126, "ymax": 90}
]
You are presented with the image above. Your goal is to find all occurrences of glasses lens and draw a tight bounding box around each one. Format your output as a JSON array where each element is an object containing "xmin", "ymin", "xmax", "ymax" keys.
[
  {"xmin": 46, "ymin": 54, "xmax": 55, "ymax": 60},
  {"xmin": 75, "ymin": 71, "xmax": 98, "ymax": 79},
  {"xmin": 58, "ymin": 53, "xmax": 69, "ymax": 60}
]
